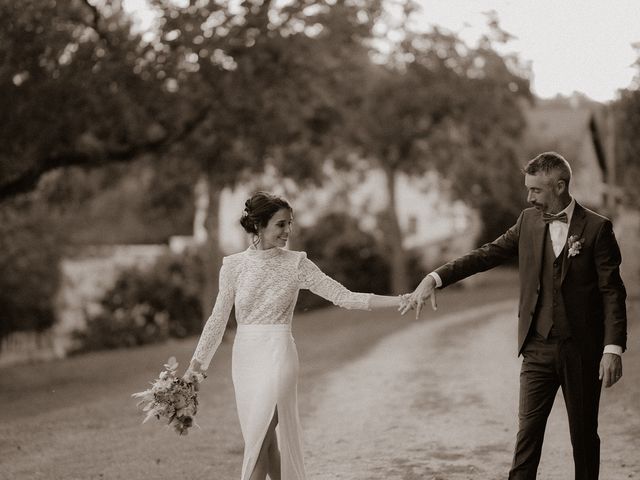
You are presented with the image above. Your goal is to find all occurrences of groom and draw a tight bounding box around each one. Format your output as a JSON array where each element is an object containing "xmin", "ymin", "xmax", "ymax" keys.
[{"xmin": 403, "ymin": 152, "xmax": 627, "ymax": 479}]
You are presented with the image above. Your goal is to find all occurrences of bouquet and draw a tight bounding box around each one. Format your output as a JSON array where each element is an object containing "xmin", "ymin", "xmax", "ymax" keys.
[{"xmin": 132, "ymin": 356, "xmax": 206, "ymax": 435}]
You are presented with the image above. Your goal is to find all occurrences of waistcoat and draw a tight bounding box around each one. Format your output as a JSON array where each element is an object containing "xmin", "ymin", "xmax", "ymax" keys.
[{"xmin": 532, "ymin": 228, "xmax": 570, "ymax": 338}]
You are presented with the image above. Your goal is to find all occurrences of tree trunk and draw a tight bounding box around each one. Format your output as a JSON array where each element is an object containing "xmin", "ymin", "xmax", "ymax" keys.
[
  {"xmin": 382, "ymin": 165, "xmax": 409, "ymax": 294},
  {"xmin": 199, "ymin": 175, "xmax": 224, "ymax": 325}
]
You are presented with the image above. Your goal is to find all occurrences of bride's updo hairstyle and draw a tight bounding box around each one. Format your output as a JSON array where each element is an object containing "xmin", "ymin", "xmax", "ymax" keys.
[{"xmin": 240, "ymin": 191, "xmax": 292, "ymax": 235}]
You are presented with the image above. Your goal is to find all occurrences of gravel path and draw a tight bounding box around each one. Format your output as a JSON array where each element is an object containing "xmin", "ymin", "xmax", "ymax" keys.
[{"xmin": 303, "ymin": 300, "xmax": 640, "ymax": 480}]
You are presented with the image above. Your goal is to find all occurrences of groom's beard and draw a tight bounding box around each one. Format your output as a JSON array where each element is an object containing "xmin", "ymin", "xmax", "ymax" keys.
[{"xmin": 530, "ymin": 200, "xmax": 562, "ymax": 213}]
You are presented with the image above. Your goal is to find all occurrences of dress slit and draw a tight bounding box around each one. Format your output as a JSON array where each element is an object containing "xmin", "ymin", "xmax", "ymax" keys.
[{"xmin": 242, "ymin": 405, "xmax": 278, "ymax": 480}]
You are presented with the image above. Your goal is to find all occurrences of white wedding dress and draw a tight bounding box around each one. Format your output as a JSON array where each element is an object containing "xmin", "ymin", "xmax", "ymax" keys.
[{"xmin": 191, "ymin": 246, "xmax": 372, "ymax": 480}]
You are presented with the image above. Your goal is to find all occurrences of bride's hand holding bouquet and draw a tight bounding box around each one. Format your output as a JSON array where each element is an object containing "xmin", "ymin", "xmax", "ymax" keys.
[{"xmin": 132, "ymin": 357, "xmax": 206, "ymax": 435}]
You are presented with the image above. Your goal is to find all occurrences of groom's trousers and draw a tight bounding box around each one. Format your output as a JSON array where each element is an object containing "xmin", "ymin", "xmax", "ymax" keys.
[{"xmin": 508, "ymin": 332, "xmax": 602, "ymax": 480}]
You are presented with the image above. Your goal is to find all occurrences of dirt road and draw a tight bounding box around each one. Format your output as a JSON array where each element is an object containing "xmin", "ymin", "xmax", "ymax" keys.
[{"xmin": 302, "ymin": 300, "xmax": 640, "ymax": 480}]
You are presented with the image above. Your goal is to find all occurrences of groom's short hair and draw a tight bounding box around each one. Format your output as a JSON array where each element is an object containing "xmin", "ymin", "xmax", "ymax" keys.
[{"xmin": 524, "ymin": 152, "xmax": 572, "ymax": 186}]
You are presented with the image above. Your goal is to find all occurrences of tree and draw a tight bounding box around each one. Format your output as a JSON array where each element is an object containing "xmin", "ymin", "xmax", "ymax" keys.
[
  {"xmin": 1, "ymin": 0, "xmax": 533, "ymax": 312},
  {"xmin": 146, "ymin": 0, "xmax": 385, "ymax": 312},
  {"xmin": 345, "ymin": 23, "xmax": 531, "ymax": 293},
  {"xmin": 0, "ymin": 0, "xmax": 386, "ymax": 318},
  {"xmin": 614, "ymin": 88, "xmax": 640, "ymax": 207},
  {"xmin": 0, "ymin": 0, "xmax": 211, "ymax": 201}
]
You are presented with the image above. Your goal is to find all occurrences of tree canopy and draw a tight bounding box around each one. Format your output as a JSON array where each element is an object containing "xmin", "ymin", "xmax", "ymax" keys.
[
  {"xmin": 0, "ymin": 0, "xmax": 386, "ymax": 199},
  {"xmin": 0, "ymin": 0, "xmax": 199, "ymax": 199},
  {"xmin": 0, "ymin": 0, "xmax": 535, "ymax": 324}
]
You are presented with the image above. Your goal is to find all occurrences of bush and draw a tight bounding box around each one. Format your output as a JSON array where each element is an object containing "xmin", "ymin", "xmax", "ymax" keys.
[
  {"xmin": 73, "ymin": 251, "xmax": 205, "ymax": 353},
  {"xmin": 294, "ymin": 212, "xmax": 391, "ymax": 312},
  {"xmin": 0, "ymin": 198, "xmax": 62, "ymax": 342}
]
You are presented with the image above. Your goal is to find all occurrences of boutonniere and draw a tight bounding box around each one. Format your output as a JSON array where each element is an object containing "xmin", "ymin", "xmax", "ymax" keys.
[{"xmin": 567, "ymin": 235, "xmax": 585, "ymax": 258}]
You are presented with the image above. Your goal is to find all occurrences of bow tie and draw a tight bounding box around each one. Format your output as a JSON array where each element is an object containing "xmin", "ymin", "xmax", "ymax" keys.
[{"xmin": 542, "ymin": 212, "xmax": 568, "ymax": 224}]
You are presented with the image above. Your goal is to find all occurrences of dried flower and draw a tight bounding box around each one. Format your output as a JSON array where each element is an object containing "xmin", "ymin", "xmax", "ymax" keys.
[
  {"xmin": 567, "ymin": 235, "xmax": 585, "ymax": 258},
  {"xmin": 132, "ymin": 356, "xmax": 206, "ymax": 435}
]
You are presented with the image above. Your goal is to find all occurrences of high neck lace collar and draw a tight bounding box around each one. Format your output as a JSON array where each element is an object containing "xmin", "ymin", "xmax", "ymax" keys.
[{"xmin": 246, "ymin": 245, "xmax": 281, "ymax": 259}]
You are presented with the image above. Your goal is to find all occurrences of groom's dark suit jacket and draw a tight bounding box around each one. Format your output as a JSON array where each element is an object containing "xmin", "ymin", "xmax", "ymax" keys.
[{"xmin": 434, "ymin": 202, "xmax": 627, "ymax": 355}]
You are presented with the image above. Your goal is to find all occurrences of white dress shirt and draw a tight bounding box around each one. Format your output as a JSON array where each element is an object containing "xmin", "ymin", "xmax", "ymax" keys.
[
  {"xmin": 549, "ymin": 198, "xmax": 575, "ymax": 257},
  {"xmin": 428, "ymin": 198, "xmax": 622, "ymax": 356}
]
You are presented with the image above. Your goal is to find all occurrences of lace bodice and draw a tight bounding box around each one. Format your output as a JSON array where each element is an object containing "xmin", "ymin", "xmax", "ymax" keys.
[{"xmin": 191, "ymin": 247, "xmax": 372, "ymax": 370}]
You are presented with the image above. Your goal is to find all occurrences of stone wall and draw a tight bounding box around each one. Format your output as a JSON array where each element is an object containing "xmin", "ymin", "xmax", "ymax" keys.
[
  {"xmin": 0, "ymin": 331, "xmax": 58, "ymax": 366},
  {"xmin": 0, "ymin": 244, "xmax": 168, "ymax": 367}
]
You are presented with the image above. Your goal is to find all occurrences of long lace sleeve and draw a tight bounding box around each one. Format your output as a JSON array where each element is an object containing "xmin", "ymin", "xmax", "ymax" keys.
[
  {"xmin": 191, "ymin": 258, "xmax": 236, "ymax": 371},
  {"xmin": 298, "ymin": 253, "xmax": 372, "ymax": 310}
]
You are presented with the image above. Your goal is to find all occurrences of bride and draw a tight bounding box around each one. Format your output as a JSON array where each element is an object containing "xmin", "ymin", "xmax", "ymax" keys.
[{"xmin": 184, "ymin": 191, "xmax": 405, "ymax": 480}]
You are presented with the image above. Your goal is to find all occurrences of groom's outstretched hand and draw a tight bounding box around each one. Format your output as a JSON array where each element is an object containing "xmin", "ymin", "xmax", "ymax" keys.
[{"xmin": 400, "ymin": 275, "xmax": 437, "ymax": 319}]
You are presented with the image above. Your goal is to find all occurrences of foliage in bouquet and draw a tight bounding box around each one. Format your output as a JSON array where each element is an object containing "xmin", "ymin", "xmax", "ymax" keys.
[{"xmin": 132, "ymin": 357, "xmax": 205, "ymax": 435}]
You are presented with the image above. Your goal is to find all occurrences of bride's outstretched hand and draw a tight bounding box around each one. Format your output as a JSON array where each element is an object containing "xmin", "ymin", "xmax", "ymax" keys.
[
  {"xmin": 397, "ymin": 294, "xmax": 413, "ymax": 313},
  {"xmin": 400, "ymin": 275, "xmax": 437, "ymax": 319}
]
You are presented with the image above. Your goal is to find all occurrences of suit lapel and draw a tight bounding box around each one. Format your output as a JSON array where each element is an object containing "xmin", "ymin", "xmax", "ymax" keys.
[
  {"xmin": 561, "ymin": 202, "xmax": 587, "ymax": 284},
  {"xmin": 531, "ymin": 209, "xmax": 546, "ymax": 282}
]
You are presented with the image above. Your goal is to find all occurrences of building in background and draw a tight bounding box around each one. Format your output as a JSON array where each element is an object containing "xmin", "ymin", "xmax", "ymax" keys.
[
  {"xmin": 523, "ymin": 99, "xmax": 638, "ymax": 288},
  {"xmin": 523, "ymin": 99, "xmax": 621, "ymax": 213}
]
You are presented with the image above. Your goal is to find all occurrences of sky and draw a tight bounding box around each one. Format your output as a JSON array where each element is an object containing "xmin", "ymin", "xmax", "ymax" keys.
[
  {"xmin": 123, "ymin": 0, "xmax": 640, "ymax": 103},
  {"xmin": 413, "ymin": 0, "xmax": 640, "ymax": 102}
]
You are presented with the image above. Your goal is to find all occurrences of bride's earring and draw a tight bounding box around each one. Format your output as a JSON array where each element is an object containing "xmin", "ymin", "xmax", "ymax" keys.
[{"xmin": 252, "ymin": 229, "xmax": 261, "ymax": 247}]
